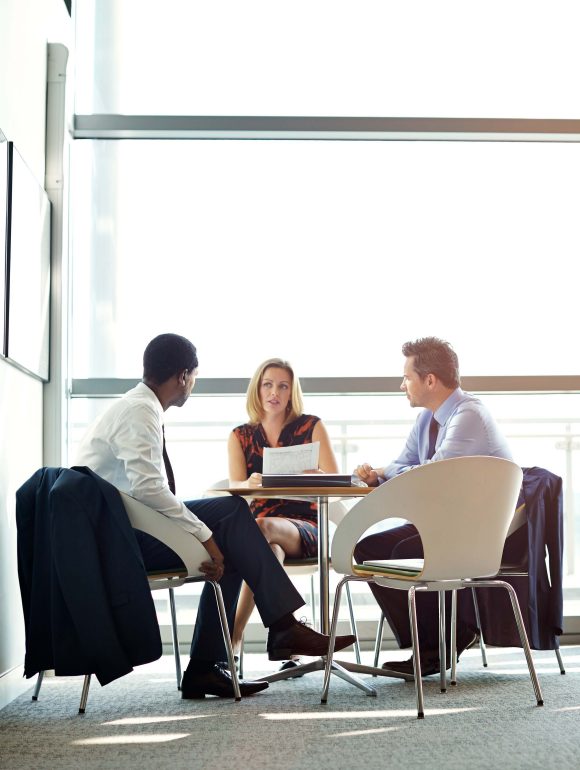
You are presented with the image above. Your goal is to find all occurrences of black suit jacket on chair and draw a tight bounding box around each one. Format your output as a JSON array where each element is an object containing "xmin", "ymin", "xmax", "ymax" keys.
[
  {"xmin": 16, "ymin": 466, "xmax": 162, "ymax": 686},
  {"xmin": 474, "ymin": 466, "xmax": 564, "ymax": 650}
]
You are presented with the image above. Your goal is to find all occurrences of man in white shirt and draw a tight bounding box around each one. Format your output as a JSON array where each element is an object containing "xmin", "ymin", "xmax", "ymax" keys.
[
  {"xmin": 353, "ymin": 337, "xmax": 514, "ymax": 677},
  {"xmin": 76, "ymin": 334, "xmax": 355, "ymax": 699}
]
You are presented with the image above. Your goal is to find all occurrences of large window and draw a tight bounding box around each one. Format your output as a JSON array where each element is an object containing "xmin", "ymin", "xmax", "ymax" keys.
[
  {"xmin": 70, "ymin": 139, "xmax": 580, "ymax": 379},
  {"xmin": 68, "ymin": 0, "xmax": 580, "ymax": 625}
]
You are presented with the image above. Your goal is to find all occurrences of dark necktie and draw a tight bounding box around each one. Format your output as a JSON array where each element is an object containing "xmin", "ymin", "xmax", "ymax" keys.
[
  {"xmin": 427, "ymin": 415, "xmax": 439, "ymax": 460},
  {"xmin": 162, "ymin": 425, "xmax": 176, "ymax": 494}
]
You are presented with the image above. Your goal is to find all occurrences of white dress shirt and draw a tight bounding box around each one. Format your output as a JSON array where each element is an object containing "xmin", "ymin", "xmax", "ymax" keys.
[{"xmin": 75, "ymin": 382, "xmax": 212, "ymax": 542}]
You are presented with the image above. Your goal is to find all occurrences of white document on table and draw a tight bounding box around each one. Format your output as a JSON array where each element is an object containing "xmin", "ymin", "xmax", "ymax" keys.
[{"xmin": 262, "ymin": 442, "xmax": 320, "ymax": 475}]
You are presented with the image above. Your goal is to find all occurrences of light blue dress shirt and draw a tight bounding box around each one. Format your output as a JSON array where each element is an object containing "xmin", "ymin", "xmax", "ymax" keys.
[{"xmin": 383, "ymin": 387, "xmax": 513, "ymax": 480}]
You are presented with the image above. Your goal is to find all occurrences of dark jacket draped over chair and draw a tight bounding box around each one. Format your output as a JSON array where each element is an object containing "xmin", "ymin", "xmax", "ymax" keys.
[
  {"xmin": 16, "ymin": 466, "xmax": 162, "ymax": 686},
  {"xmin": 475, "ymin": 466, "xmax": 564, "ymax": 650}
]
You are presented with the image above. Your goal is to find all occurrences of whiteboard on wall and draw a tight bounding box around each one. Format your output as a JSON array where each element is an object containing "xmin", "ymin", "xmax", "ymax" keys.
[{"xmin": 5, "ymin": 142, "xmax": 51, "ymax": 380}]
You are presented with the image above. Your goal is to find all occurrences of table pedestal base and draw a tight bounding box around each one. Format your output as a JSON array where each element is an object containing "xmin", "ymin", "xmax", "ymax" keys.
[{"xmin": 260, "ymin": 656, "xmax": 414, "ymax": 697}]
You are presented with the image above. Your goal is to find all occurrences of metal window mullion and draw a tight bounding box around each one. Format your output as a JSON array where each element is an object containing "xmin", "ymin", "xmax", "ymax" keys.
[{"xmin": 72, "ymin": 115, "xmax": 580, "ymax": 142}]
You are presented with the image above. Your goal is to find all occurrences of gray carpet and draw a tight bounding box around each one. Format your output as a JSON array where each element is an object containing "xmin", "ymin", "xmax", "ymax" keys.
[{"xmin": 1, "ymin": 647, "xmax": 578, "ymax": 770}]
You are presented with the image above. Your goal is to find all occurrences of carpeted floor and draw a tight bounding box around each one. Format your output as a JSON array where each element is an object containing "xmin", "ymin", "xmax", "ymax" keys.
[{"xmin": 1, "ymin": 646, "xmax": 578, "ymax": 770}]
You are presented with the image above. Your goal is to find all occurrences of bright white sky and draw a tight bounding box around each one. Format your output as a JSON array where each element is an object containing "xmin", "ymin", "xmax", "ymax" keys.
[
  {"xmin": 70, "ymin": 0, "xmax": 580, "ymax": 378},
  {"xmin": 76, "ymin": 0, "xmax": 580, "ymax": 118},
  {"xmin": 71, "ymin": 139, "xmax": 579, "ymax": 378}
]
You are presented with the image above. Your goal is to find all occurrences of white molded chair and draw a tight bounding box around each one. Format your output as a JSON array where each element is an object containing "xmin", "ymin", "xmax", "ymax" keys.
[
  {"xmin": 373, "ymin": 494, "xmax": 566, "ymax": 674},
  {"xmin": 33, "ymin": 492, "xmax": 241, "ymax": 712},
  {"xmin": 120, "ymin": 492, "xmax": 240, "ymax": 698},
  {"xmin": 321, "ymin": 456, "xmax": 544, "ymax": 719}
]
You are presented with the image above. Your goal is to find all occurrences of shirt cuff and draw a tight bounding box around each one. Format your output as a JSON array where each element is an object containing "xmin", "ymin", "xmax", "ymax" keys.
[{"xmin": 196, "ymin": 524, "xmax": 213, "ymax": 543}]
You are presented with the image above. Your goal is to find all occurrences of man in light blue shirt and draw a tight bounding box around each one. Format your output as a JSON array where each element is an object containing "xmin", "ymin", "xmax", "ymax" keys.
[
  {"xmin": 354, "ymin": 337, "xmax": 513, "ymax": 676},
  {"xmin": 383, "ymin": 386, "xmax": 512, "ymax": 476}
]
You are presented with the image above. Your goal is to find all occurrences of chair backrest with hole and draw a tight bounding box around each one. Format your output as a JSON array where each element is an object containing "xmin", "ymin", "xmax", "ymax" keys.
[
  {"xmin": 331, "ymin": 456, "xmax": 523, "ymax": 582},
  {"xmin": 120, "ymin": 492, "xmax": 208, "ymax": 577}
]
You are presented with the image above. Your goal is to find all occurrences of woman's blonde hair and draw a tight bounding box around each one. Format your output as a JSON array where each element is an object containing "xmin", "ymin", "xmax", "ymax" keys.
[{"xmin": 246, "ymin": 357, "xmax": 304, "ymax": 425}]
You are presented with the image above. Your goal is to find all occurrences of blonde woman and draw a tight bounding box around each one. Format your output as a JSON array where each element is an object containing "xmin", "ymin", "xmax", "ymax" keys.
[{"xmin": 228, "ymin": 357, "xmax": 338, "ymax": 671}]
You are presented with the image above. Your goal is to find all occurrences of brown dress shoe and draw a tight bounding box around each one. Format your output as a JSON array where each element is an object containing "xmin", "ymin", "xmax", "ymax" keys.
[
  {"xmin": 381, "ymin": 655, "xmax": 439, "ymax": 677},
  {"xmin": 267, "ymin": 618, "xmax": 356, "ymax": 661}
]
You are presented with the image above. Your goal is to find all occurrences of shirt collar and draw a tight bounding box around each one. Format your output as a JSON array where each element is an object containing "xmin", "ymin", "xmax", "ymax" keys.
[
  {"xmin": 135, "ymin": 381, "xmax": 164, "ymax": 416},
  {"xmin": 433, "ymin": 387, "xmax": 464, "ymax": 427}
]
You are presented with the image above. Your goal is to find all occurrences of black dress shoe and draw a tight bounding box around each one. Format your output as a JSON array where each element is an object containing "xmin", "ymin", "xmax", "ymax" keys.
[
  {"xmin": 267, "ymin": 618, "xmax": 356, "ymax": 661},
  {"xmin": 181, "ymin": 664, "xmax": 268, "ymax": 699},
  {"xmin": 278, "ymin": 659, "xmax": 305, "ymax": 678},
  {"xmin": 216, "ymin": 655, "xmax": 240, "ymax": 673},
  {"xmin": 381, "ymin": 633, "xmax": 479, "ymax": 678}
]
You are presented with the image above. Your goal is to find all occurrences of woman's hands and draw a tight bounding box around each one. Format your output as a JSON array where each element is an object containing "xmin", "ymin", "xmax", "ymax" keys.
[{"xmin": 247, "ymin": 472, "xmax": 263, "ymax": 488}]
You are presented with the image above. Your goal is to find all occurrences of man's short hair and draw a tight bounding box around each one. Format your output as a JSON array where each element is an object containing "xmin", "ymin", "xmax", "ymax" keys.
[
  {"xmin": 143, "ymin": 334, "xmax": 198, "ymax": 385},
  {"xmin": 402, "ymin": 337, "xmax": 460, "ymax": 389}
]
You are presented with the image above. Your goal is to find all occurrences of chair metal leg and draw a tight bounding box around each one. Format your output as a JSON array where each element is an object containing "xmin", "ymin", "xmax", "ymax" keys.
[
  {"xmin": 474, "ymin": 579, "xmax": 544, "ymax": 706},
  {"xmin": 502, "ymin": 581, "xmax": 544, "ymax": 705},
  {"xmin": 319, "ymin": 575, "xmax": 377, "ymax": 700},
  {"xmin": 32, "ymin": 671, "xmax": 44, "ymax": 701},
  {"xmin": 78, "ymin": 674, "xmax": 91, "ymax": 714},
  {"xmin": 555, "ymin": 642, "xmax": 566, "ymax": 674},
  {"xmin": 310, "ymin": 573, "xmax": 317, "ymax": 629},
  {"xmin": 168, "ymin": 587, "xmax": 182, "ymax": 690},
  {"xmin": 471, "ymin": 584, "xmax": 563, "ymax": 675},
  {"xmin": 471, "ymin": 587, "xmax": 488, "ymax": 667},
  {"xmin": 344, "ymin": 582, "xmax": 361, "ymax": 664},
  {"xmin": 373, "ymin": 613, "xmax": 385, "ymax": 673},
  {"xmin": 438, "ymin": 590, "xmax": 447, "ymax": 693},
  {"xmin": 408, "ymin": 586, "xmax": 424, "ymax": 719},
  {"xmin": 33, "ymin": 669, "xmax": 91, "ymax": 714},
  {"xmin": 209, "ymin": 580, "xmax": 241, "ymax": 701},
  {"xmin": 450, "ymin": 589, "xmax": 458, "ymax": 686},
  {"xmin": 321, "ymin": 577, "xmax": 347, "ymax": 703},
  {"xmin": 239, "ymin": 635, "xmax": 244, "ymax": 679}
]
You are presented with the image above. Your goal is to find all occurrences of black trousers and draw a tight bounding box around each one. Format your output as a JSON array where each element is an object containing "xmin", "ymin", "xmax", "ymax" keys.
[
  {"xmin": 354, "ymin": 523, "xmax": 477, "ymax": 652},
  {"xmin": 135, "ymin": 495, "xmax": 304, "ymax": 661}
]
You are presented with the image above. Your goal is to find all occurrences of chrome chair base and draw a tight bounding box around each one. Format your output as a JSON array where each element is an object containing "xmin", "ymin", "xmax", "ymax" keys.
[
  {"xmin": 323, "ymin": 575, "xmax": 544, "ymax": 719},
  {"xmin": 373, "ymin": 584, "xmax": 566, "ymax": 678}
]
